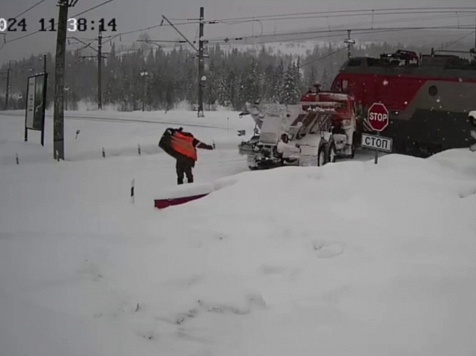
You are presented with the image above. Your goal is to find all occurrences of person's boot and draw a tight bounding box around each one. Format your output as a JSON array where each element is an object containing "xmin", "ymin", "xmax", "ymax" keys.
[
  {"xmin": 177, "ymin": 178, "xmax": 184, "ymax": 185},
  {"xmin": 187, "ymin": 177, "xmax": 194, "ymax": 184}
]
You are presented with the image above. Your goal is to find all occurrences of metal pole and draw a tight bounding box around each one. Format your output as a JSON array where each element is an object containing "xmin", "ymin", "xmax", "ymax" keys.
[
  {"xmin": 142, "ymin": 83, "xmax": 145, "ymax": 111},
  {"xmin": 98, "ymin": 30, "xmax": 102, "ymax": 110},
  {"xmin": 347, "ymin": 30, "xmax": 352, "ymax": 59},
  {"xmin": 24, "ymin": 80, "xmax": 28, "ymax": 142},
  {"xmin": 5, "ymin": 64, "xmax": 10, "ymax": 110},
  {"xmin": 43, "ymin": 54, "xmax": 47, "ymax": 74},
  {"xmin": 53, "ymin": 0, "xmax": 69, "ymax": 160},
  {"xmin": 142, "ymin": 67, "xmax": 146, "ymax": 112},
  {"xmin": 161, "ymin": 16, "xmax": 198, "ymax": 51},
  {"xmin": 374, "ymin": 131, "xmax": 380, "ymax": 164},
  {"xmin": 198, "ymin": 7, "xmax": 204, "ymax": 118},
  {"xmin": 41, "ymin": 73, "xmax": 48, "ymax": 146},
  {"xmin": 64, "ymin": 88, "xmax": 68, "ymax": 111}
]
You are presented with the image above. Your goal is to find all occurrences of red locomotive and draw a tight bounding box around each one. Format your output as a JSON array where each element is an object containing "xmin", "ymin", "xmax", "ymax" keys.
[{"xmin": 330, "ymin": 50, "xmax": 476, "ymax": 156}]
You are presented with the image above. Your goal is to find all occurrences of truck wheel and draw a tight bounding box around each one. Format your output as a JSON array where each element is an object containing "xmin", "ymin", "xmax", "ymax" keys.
[
  {"xmin": 318, "ymin": 144, "xmax": 328, "ymax": 166},
  {"xmin": 328, "ymin": 142, "xmax": 337, "ymax": 163}
]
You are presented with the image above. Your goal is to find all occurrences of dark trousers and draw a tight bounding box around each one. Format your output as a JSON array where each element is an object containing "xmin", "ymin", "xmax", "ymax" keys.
[{"xmin": 176, "ymin": 158, "xmax": 194, "ymax": 184}]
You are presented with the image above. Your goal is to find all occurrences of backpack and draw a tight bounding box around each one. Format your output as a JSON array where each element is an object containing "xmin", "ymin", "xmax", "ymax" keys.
[
  {"xmin": 159, "ymin": 128, "xmax": 181, "ymax": 159},
  {"xmin": 159, "ymin": 128, "xmax": 194, "ymax": 161}
]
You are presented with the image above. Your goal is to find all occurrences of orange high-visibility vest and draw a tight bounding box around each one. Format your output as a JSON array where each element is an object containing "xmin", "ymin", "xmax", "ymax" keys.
[{"xmin": 170, "ymin": 132, "xmax": 198, "ymax": 161}]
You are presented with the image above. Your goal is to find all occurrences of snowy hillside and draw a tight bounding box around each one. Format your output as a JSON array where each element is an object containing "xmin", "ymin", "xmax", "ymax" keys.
[{"xmin": 1, "ymin": 110, "xmax": 476, "ymax": 356}]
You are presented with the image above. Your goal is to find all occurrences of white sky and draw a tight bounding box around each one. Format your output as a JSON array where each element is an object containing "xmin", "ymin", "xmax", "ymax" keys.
[{"xmin": 1, "ymin": 0, "xmax": 476, "ymax": 64}]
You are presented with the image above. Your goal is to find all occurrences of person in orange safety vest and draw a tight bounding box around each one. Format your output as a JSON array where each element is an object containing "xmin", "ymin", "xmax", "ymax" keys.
[{"xmin": 170, "ymin": 127, "xmax": 214, "ymax": 185}]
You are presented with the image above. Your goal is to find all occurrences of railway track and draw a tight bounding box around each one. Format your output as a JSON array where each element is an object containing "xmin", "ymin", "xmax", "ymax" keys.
[{"xmin": 0, "ymin": 111, "xmax": 234, "ymax": 131}]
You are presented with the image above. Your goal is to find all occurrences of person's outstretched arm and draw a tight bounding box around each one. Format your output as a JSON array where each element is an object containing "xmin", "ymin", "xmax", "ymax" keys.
[{"xmin": 193, "ymin": 138, "xmax": 214, "ymax": 150}]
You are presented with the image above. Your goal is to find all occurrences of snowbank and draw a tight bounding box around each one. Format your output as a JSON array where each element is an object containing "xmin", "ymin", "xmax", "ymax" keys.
[
  {"xmin": 154, "ymin": 183, "xmax": 214, "ymax": 200},
  {"xmin": 1, "ymin": 108, "xmax": 476, "ymax": 356}
]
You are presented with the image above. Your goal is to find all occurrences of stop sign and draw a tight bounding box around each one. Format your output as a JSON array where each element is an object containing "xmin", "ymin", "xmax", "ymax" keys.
[{"xmin": 368, "ymin": 103, "xmax": 389, "ymax": 132}]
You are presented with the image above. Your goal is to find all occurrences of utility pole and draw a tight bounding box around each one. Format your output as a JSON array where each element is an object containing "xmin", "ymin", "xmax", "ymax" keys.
[
  {"xmin": 345, "ymin": 30, "xmax": 354, "ymax": 60},
  {"xmin": 53, "ymin": 0, "xmax": 74, "ymax": 161},
  {"xmin": 98, "ymin": 30, "xmax": 102, "ymax": 110},
  {"xmin": 140, "ymin": 66, "xmax": 148, "ymax": 111},
  {"xmin": 64, "ymin": 87, "xmax": 69, "ymax": 111},
  {"xmin": 42, "ymin": 54, "xmax": 47, "ymax": 74},
  {"xmin": 161, "ymin": 12, "xmax": 205, "ymax": 117},
  {"xmin": 347, "ymin": 30, "xmax": 351, "ymax": 59},
  {"xmin": 198, "ymin": 7, "xmax": 205, "ymax": 117},
  {"xmin": 76, "ymin": 32, "xmax": 107, "ymax": 110},
  {"xmin": 77, "ymin": 32, "xmax": 107, "ymax": 110},
  {"xmin": 4, "ymin": 63, "xmax": 10, "ymax": 110}
]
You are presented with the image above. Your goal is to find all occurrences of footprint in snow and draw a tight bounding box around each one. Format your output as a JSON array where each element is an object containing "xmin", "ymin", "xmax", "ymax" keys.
[
  {"xmin": 313, "ymin": 240, "xmax": 345, "ymax": 259},
  {"xmin": 157, "ymin": 293, "xmax": 267, "ymax": 329},
  {"xmin": 156, "ymin": 308, "xmax": 199, "ymax": 325},
  {"xmin": 198, "ymin": 293, "xmax": 267, "ymax": 315}
]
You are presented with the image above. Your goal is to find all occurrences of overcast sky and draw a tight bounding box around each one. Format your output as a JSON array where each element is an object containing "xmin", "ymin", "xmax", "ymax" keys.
[{"xmin": 1, "ymin": 0, "xmax": 476, "ymax": 65}]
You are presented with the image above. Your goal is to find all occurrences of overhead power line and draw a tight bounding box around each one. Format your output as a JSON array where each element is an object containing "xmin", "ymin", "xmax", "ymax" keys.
[
  {"xmin": 13, "ymin": 0, "xmax": 49, "ymax": 19},
  {"xmin": 214, "ymin": 10, "xmax": 476, "ymax": 27},
  {"xmin": 105, "ymin": 24, "xmax": 165, "ymax": 41},
  {"xmin": 71, "ymin": 37, "xmax": 98, "ymax": 53},
  {"xmin": 113, "ymin": 25, "xmax": 475, "ymax": 52},
  {"xmin": 4, "ymin": 0, "xmax": 115, "ymax": 45},
  {"xmin": 210, "ymin": 12, "xmax": 476, "ymax": 44},
  {"xmin": 102, "ymin": 20, "xmax": 198, "ymax": 42},
  {"xmin": 210, "ymin": 15, "xmax": 473, "ymax": 43},
  {"xmin": 207, "ymin": 7, "xmax": 476, "ymax": 23},
  {"xmin": 441, "ymin": 31, "xmax": 476, "ymax": 49},
  {"xmin": 207, "ymin": 25, "xmax": 475, "ymax": 45},
  {"xmin": 170, "ymin": 8, "xmax": 476, "ymax": 23},
  {"xmin": 301, "ymin": 47, "xmax": 347, "ymax": 67},
  {"xmin": 72, "ymin": 0, "xmax": 114, "ymax": 17}
]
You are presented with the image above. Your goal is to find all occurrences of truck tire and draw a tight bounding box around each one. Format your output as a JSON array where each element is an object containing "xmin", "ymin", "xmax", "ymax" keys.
[{"xmin": 318, "ymin": 144, "xmax": 328, "ymax": 167}]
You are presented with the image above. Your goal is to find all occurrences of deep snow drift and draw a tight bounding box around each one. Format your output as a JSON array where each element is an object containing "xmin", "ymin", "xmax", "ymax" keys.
[{"xmin": 1, "ymin": 110, "xmax": 476, "ymax": 356}]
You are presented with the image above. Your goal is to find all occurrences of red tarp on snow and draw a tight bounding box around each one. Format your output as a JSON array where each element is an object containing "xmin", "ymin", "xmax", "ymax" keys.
[{"xmin": 154, "ymin": 183, "xmax": 214, "ymax": 209}]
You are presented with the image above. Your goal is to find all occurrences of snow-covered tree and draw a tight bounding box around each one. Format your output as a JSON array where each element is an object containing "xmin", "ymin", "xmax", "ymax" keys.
[
  {"xmin": 281, "ymin": 62, "xmax": 301, "ymax": 104},
  {"xmin": 273, "ymin": 60, "xmax": 285, "ymax": 103}
]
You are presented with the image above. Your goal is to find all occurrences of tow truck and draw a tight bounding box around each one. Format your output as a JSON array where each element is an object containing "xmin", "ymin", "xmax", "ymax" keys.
[{"xmin": 238, "ymin": 86, "xmax": 361, "ymax": 170}]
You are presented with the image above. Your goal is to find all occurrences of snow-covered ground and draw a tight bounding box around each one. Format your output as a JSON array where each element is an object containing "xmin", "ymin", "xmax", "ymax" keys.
[{"xmin": 1, "ymin": 109, "xmax": 476, "ymax": 356}]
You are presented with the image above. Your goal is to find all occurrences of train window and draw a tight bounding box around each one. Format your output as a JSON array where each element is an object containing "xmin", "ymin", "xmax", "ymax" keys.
[
  {"xmin": 342, "ymin": 80, "xmax": 349, "ymax": 91},
  {"xmin": 429, "ymin": 85, "xmax": 438, "ymax": 96},
  {"xmin": 334, "ymin": 80, "xmax": 342, "ymax": 91},
  {"xmin": 337, "ymin": 102, "xmax": 347, "ymax": 109}
]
